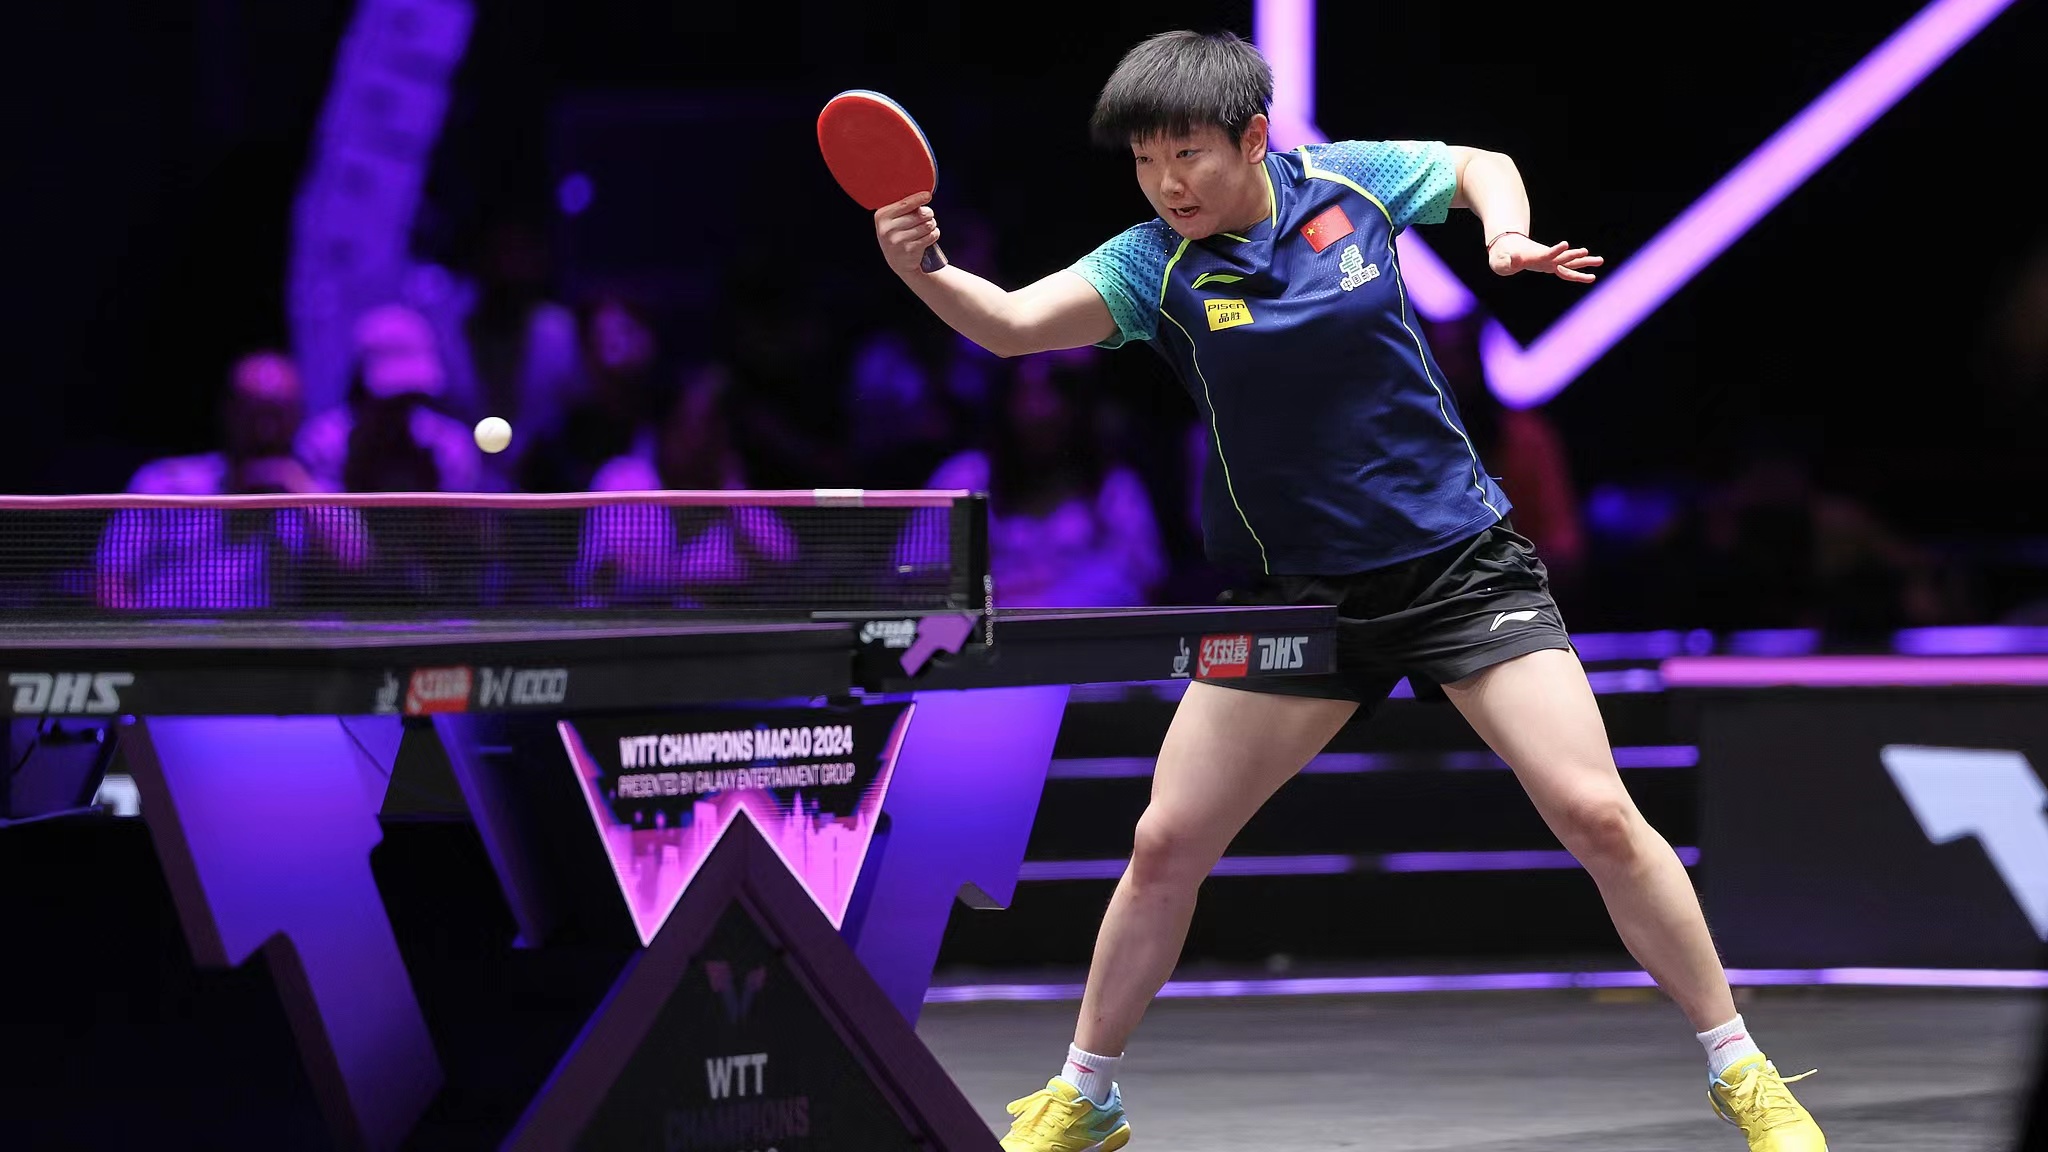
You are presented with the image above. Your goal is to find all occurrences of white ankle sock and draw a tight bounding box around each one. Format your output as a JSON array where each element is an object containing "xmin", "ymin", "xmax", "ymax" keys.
[
  {"xmin": 1697, "ymin": 1014, "xmax": 1764, "ymax": 1078},
  {"xmin": 1058, "ymin": 1043, "xmax": 1120, "ymax": 1105}
]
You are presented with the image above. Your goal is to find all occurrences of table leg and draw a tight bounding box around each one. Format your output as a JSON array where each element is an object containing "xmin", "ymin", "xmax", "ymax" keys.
[
  {"xmin": 842, "ymin": 685, "xmax": 1070, "ymax": 1024},
  {"xmin": 124, "ymin": 715, "xmax": 440, "ymax": 1152}
]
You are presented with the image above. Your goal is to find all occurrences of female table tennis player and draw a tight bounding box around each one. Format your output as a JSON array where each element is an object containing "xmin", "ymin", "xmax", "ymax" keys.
[{"xmin": 870, "ymin": 31, "xmax": 1827, "ymax": 1152}]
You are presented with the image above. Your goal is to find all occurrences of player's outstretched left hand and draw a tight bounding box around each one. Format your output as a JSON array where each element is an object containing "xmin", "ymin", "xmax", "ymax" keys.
[{"xmin": 1489, "ymin": 235, "xmax": 1603, "ymax": 283}]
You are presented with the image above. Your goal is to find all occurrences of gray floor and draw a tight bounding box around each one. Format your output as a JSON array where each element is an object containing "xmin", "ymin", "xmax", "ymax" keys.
[{"xmin": 918, "ymin": 988, "xmax": 2044, "ymax": 1150}]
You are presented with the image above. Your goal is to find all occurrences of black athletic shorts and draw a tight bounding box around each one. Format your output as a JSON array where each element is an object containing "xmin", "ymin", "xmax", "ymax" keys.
[{"xmin": 1212, "ymin": 518, "xmax": 1572, "ymax": 711}]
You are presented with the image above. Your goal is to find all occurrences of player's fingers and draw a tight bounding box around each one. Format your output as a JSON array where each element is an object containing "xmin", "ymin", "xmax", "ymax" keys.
[
  {"xmin": 1557, "ymin": 268, "xmax": 1597, "ymax": 283},
  {"xmin": 875, "ymin": 206, "xmax": 915, "ymax": 236},
  {"xmin": 885, "ymin": 216, "xmax": 935, "ymax": 242}
]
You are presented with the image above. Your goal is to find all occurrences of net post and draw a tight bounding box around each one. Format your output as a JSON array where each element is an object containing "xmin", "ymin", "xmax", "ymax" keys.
[{"xmin": 952, "ymin": 494, "xmax": 993, "ymax": 647}]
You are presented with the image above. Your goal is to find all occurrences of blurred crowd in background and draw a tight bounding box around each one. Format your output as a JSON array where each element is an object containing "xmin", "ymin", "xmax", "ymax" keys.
[{"xmin": 110, "ymin": 205, "xmax": 2048, "ymax": 635}]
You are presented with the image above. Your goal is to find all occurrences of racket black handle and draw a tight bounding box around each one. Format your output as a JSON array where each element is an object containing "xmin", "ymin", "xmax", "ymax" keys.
[{"xmin": 920, "ymin": 243, "xmax": 947, "ymax": 274}]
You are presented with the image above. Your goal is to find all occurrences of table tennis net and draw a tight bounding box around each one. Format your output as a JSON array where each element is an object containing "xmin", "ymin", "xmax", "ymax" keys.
[{"xmin": 0, "ymin": 491, "xmax": 987, "ymax": 618}]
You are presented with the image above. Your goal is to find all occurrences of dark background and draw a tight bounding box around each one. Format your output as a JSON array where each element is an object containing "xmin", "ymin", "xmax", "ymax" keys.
[{"xmin": 13, "ymin": 0, "xmax": 2045, "ymax": 539}]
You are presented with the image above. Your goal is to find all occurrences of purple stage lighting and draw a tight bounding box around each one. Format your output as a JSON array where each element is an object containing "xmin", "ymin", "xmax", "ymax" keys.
[
  {"xmin": 1016, "ymin": 847, "xmax": 1698, "ymax": 882},
  {"xmin": 926, "ymin": 966, "xmax": 2048, "ymax": 1004},
  {"xmin": 1254, "ymin": 0, "xmax": 2019, "ymax": 408}
]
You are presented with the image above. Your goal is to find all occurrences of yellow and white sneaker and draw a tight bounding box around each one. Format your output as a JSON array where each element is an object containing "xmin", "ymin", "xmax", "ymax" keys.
[
  {"xmin": 999, "ymin": 1078, "xmax": 1131, "ymax": 1151},
  {"xmin": 1711, "ymin": 1056, "xmax": 1828, "ymax": 1150}
]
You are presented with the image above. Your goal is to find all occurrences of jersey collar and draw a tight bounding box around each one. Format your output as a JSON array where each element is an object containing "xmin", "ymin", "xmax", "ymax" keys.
[{"xmin": 1211, "ymin": 155, "xmax": 1282, "ymax": 246}]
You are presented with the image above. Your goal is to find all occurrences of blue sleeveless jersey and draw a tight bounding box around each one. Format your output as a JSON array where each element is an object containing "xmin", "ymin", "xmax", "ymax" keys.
[{"xmin": 1070, "ymin": 141, "xmax": 1509, "ymax": 577}]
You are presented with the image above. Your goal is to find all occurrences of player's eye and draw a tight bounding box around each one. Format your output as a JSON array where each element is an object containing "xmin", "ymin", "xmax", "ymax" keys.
[{"xmin": 1178, "ymin": 149, "xmax": 1200, "ymax": 160}]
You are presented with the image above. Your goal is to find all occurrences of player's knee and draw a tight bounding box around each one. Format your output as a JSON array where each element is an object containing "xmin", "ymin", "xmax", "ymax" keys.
[
  {"xmin": 1556, "ymin": 792, "xmax": 1640, "ymax": 867},
  {"xmin": 1128, "ymin": 810, "xmax": 1217, "ymax": 891}
]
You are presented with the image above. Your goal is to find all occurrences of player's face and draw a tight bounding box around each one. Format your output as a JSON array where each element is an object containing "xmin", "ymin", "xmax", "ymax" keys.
[{"xmin": 1131, "ymin": 118, "xmax": 1270, "ymax": 240}]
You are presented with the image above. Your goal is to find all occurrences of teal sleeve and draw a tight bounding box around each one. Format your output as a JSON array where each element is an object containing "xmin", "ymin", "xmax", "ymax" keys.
[
  {"xmin": 1304, "ymin": 140, "xmax": 1457, "ymax": 233},
  {"xmin": 1067, "ymin": 221, "xmax": 1177, "ymax": 348}
]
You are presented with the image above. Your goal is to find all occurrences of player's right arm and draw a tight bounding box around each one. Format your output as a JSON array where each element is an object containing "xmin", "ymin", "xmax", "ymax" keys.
[{"xmin": 875, "ymin": 192, "xmax": 1121, "ymax": 357}]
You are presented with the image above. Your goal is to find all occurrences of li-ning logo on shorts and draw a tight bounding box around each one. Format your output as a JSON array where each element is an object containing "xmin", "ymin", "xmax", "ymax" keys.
[
  {"xmin": 1490, "ymin": 610, "xmax": 1539, "ymax": 632},
  {"xmin": 1205, "ymin": 299, "xmax": 1253, "ymax": 331},
  {"xmin": 1339, "ymin": 244, "xmax": 1380, "ymax": 292},
  {"xmin": 9, "ymin": 672, "xmax": 132, "ymax": 715},
  {"xmin": 1197, "ymin": 634, "xmax": 1250, "ymax": 678}
]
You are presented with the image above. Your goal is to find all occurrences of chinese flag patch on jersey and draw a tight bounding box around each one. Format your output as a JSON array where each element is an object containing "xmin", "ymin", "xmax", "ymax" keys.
[{"xmin": 1300, "ymin": 204, "xmax": 1355, "ymax": 253}]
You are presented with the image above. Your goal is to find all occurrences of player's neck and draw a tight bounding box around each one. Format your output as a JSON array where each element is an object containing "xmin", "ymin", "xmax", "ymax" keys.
[{"xmin": 1220, "ymin": 164, "xmax": 1273, "ymax": 236}]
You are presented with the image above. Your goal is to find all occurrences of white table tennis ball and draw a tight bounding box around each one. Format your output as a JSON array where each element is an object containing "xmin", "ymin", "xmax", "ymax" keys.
[{"xmin": 474, "ymin": 416, "xmax": 512, "ymax": 454}]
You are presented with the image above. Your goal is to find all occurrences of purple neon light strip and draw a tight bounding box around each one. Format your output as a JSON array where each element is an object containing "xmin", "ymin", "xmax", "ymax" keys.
[
  {"xmin": 1896, "ymin": 626, "xmax": 2048, "ymax": 656},
  {"xmin": 1016, "ymin": 846, "xmax": 1698, "ymax": 882},
  {"xmin": 1048, "ymin": 745, "xmax": 1697, "ymax": 780},
  {"xmin": 1660, "ymin": 656, "xmax": 2048, "ymax": 688},
  {"xmin": 1254, "ymin": 0, "xmax": 2019, "ymax": 407},
  {"xmin": 925, "ymin": 967, "xmax": 2048, "ymax": 1004}
]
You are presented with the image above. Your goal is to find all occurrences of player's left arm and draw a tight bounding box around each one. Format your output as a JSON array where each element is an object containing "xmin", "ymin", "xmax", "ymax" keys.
[{"xmin": 1446, "ymin": 146, "xmax": 1603, "ymax": 283}]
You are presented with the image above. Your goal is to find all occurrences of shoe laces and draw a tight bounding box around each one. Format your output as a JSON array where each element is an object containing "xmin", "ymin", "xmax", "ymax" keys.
[
  {"xmin": 1006, "ymin": 1088, "xmax": 1087, "ymax": 1139},
  {"xmin": 1712, "ymin": 1063, "xmax": 1816, "ymax": 1131}
]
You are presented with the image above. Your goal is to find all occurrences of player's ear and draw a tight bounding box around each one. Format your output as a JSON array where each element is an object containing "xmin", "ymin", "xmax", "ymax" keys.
[{"xmin": 1241, "ymin": 114, "xmax": 1270, "ymax": 164}]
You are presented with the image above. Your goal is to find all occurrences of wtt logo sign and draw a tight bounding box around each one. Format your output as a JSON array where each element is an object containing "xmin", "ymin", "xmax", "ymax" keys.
[
  {"xmin": 9, "ymin": 672, "xmax": 132, "ymax": 715},
  {"xmin": 1881, "ymin": 745, "xmax": 2048, "ymax": 940},
  {"xmin": 704, "ymin": 960, "xmax": 767, "ymax": 1025}
]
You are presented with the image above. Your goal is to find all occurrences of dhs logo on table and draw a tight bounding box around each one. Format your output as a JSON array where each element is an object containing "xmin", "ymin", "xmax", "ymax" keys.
[
  {"xmin": 9, "ymin": 672, "xmax": 132, "ymax": 715},
  {"xmin": 1258, "ymin": 635, "xmax": 1307, "ymax": 671}
]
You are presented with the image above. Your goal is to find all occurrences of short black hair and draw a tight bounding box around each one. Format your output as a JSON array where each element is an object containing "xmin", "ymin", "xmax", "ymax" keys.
[{"xmin": 1090, "ymin": 30, "xmax": 1273, "ymax": 149}]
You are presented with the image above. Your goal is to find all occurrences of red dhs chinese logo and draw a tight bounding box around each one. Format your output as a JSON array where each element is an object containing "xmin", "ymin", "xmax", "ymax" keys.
[{"xmin": 1197, "ymin": 634, "xmax": 1250, "ymax": 678}]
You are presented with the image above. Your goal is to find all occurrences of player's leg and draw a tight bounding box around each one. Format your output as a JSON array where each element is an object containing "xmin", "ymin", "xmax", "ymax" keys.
[
  {"xmin": 1000, "ymin": 681, "xmax": 1356, "ymax": 1151},
  {"xmin": 1442, "ymin": 647, "xmax": 1828, "ymax": 1150},
  {"xmin": 1076, "ymin": 681, "xmax": 1357, "ymax": 1055},
  {"xmin": 1442, "ymin": 648, "xmax": 1732, "ymax": 1027}
]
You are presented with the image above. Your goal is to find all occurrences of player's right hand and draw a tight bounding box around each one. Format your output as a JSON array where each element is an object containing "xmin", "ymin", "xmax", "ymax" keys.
[{"xmin": 875, "ymin": 192, "xmax": 941, "ymax": 276}]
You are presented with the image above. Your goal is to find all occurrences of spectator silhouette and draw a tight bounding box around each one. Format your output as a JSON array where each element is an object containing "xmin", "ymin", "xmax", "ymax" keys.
[
  {"xmin": 520, "ymin": 293, "xmax": 665, "ymax": 493},
  {"xmin": 1683, "ymin": 427, "xmax": 1952, "ymax": 636},
  {"xmin": 920, "ymin": 348, "xmax": 1165, "ymax": 607},
  {"xmin": 1422, "ymin": 310, "xmax": 1587, "ymax": 594},
  {"xmin": 844, "ymin": 329, "xmax": 963, "ymax": 490},
  {"xmin": 100, "ymin": 350, "xmax": 367, "ymax": 609},
  {"xmin": 576, "ymin": 364, "xmax": 796, "ymax": 608},
  {"xmin": 300, "ymin": 304, "xmax": 481, "ymax": 493},
  {"xmin": 126, "ymin": 350, "xmax": 321, "ymax": 496}
]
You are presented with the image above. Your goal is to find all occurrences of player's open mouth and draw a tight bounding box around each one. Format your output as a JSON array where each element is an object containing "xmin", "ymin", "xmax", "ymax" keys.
[{"xmin": 1170, "ymin": 206, "xmax": 1199, "ymax": 220}]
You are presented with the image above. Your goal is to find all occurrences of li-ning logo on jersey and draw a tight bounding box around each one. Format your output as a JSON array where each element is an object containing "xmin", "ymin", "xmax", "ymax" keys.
[
  {"xmin": 1205, "ymin": 299, "xmax": 1253, "ymax": 331},
  {"xmin": 1339, "ymin": 244, "xmax": 1380, "ymax": 292}
]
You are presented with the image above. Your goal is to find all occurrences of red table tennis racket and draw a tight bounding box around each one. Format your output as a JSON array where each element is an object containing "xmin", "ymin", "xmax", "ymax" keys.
[{"xmin": 818, "ymin": 90, "xmax": 946, "ymax": 273}]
